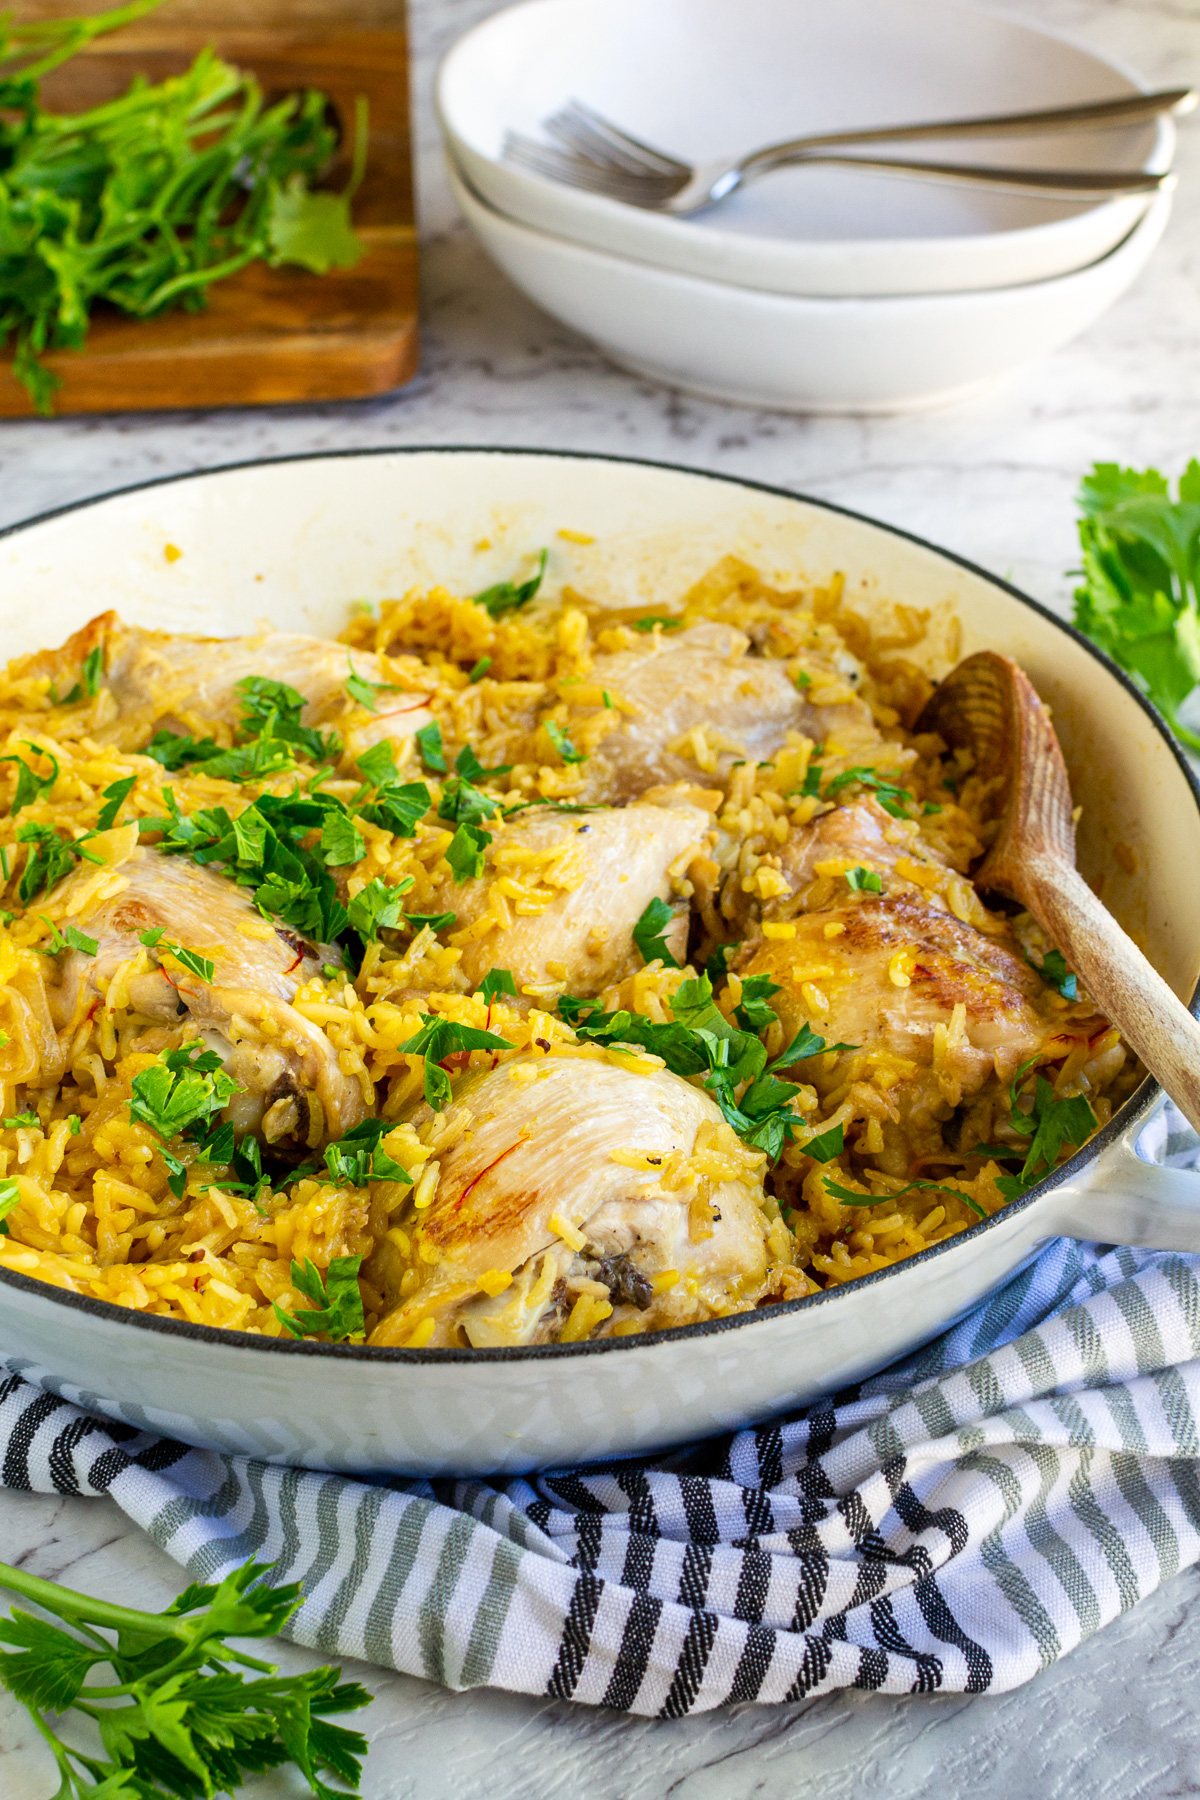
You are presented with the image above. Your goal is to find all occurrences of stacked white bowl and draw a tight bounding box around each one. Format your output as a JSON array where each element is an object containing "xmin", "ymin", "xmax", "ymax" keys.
[{"xmin": 436, "ymin": 0, "xmax": 1176, "ymax": 413}]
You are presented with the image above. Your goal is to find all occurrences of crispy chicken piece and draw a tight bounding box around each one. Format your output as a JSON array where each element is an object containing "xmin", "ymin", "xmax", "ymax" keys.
[
  {"xmin": 367, "ymin": 1054, "xmax": 779, "ymax": 1347},
  {"xmin": 41, "ymin": 828, "xmax": 364, "ymax": 1145},
  {"xmin": 422, "ymin": 790, "xmax": 711, "ymax": 1001},
  {"xmin": 582, "ymin": 621, "xmax": 879, "ymax": 799},
  {"xmin": 19, "ymin": 612, "xmax": 434, "ymax": 767},
  {"xmin": 740, "ymin": 890, "xmax": 1068, "ymax": 1101}
]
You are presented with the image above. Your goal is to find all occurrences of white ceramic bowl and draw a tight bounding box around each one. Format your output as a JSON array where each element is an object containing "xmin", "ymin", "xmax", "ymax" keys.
[
  {"xmin": 450, "ymin": 162, "xmax": 1171, "ymax": 413},
  {"xmin": 2, "ymin": 448, "xmax": 1200, "ymax": 1477},
  {"xmin": 437, "ymin": 0, "xmax": 1172, "ymax": 298}
]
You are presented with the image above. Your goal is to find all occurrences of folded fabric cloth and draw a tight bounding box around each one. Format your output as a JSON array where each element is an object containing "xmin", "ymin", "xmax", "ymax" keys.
[{"xmin": 2, "ymin": 1103, "xmax": 1199, "ymax": 1719}]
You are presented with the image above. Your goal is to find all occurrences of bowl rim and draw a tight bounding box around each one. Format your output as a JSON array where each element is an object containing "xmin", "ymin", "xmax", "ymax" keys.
[
  {"xmin": 0, "ymin": 443, "xmax": 1195, "ymax": 1366},
  {"xmin": 449, "ymin": 153, "xmax": 1172, "ymax": 305},
  {"xmin": 436, "ymin": 0, "xmax": 1173, "ymax": 266}
]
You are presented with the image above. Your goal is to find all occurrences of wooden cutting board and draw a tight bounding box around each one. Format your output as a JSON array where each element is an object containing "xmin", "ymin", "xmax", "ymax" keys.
[{"xmin": 0, "ymin": 0, "xmax": 418, "ymax": 416}]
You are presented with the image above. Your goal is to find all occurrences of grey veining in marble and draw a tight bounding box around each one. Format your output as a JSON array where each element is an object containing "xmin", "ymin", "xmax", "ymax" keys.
[{"xmin": 3, "ymin": 0, "xmax": 1200, "ymax": 1793}]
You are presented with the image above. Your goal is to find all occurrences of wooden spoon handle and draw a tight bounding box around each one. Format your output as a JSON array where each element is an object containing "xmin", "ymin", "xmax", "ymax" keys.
[{"xmin": 1023, "ymin": 854, "xmax": 1200, "ymax": 1137}]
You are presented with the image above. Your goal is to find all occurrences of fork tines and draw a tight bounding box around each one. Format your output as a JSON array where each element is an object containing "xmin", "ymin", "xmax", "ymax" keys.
[{"xmin": 503, "ymin": 98, "xmax": 690, "ymax": 207}]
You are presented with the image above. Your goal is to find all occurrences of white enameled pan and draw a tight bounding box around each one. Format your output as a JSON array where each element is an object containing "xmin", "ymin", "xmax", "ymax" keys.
[{"xmin": 1, "ymin": 449, "xmax": 1198, "ymax": 1475}]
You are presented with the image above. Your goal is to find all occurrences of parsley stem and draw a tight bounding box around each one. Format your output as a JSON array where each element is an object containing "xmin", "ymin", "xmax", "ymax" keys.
[{"xmin": 0, "ymin": 1558, "xmax": 194, "ymax": 1637}]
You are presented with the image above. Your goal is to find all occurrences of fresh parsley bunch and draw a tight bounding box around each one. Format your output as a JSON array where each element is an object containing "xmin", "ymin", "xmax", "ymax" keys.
[
  {"xmin": 0, "ymin": 1554, "xmax": 371, "ymax": 1798},
  {"xmin": 0, "ymin": 0, "xmax": 367, "ymax": 413},
  {"xmin": 1073, "ymin": 460, "xmax": 1200, "ymax": 753}
]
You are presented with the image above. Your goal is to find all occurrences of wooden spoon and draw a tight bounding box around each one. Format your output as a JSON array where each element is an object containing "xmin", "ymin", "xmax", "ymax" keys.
[{"xmin": 917, "ymin": 649, "xmax": 1200, "ymax": 1135}]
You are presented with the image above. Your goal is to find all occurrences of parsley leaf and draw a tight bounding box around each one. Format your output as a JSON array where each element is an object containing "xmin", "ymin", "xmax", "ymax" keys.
[
  {"xmin": 467, "ymin": 656, "xmax": 492, "ymax": 682},
  {"xmin": 1029, "ymin": 947, "xmax": 1078, "ymax": 1001},
  {"xmin": 802, "ymin": 1122, "xmax": 845, "ymax": 1163},
  {"xmin": 273, "ymin": 1254, "xmax": 367, "ymax": 1341},
  {"xmin": 475, "ymin": 549, "xmax": 548, "ymax": 618},
  {"xmin": 632, "ymin": 615, "xmax": 683, "ymax": 632},
  {"xmin": 993, "ymin": 1058, "xmax": 1098, "ymax": 1199},
  {"xmin": 825, "ymin": 1176, "xmax": 987, "ymax": 1219},
  {"xmin": 346, "ymin": 876, "xmax": 413, "ymax": 941},
  {"xmin": 3, "ymin": 1113, "xmax": 38, "ymax": 1129},
  {"xmin": 734, "ymin": 974, "xmax": 780, "ymax": 1032},
  {"xmin": 96, "ymin": 774, "xmax": 136, "ymax": 830},
  {"xmin": 446, "ymin": 822, "xmax": 492, "ymax": 883},
  {"xmin": 397, "ymin": 1015, "xmax": 514, "ymax": 1110},
  {"xmin": 15, "ymin": 822, "xmax": 94, "ymax": 903},
  {"xmin": 128, "ymin": 1043, "xmax": 242, "ymax": 1195},
  {"xmin": 39, "ymin": 917, "xmax": 98, "ymax": 957},
  {"xmin": 632, "ymin": 896, "xmax": 681, "ymax": 968},
  {"xmin": 319, "ymin": 810, "xmax": 365, "ymax": 868},
  {"xmin": 479, "ymin": 967, "xmax": 518, "ymax": 1006},
  {"xmin": 353, "ymin": 745, "xmax": 432, "ymax": 837},
  {"xmin": 345, "ymin": 658, "xmax": 397, "ymax": 711},
  {"xmin": 438, "ymin": 776, "xmax": 501, "ymax": 827},
  {"xmin": 1, "ymin": 743, "xmax": 58, "ymax": 816},
  {"xmin": 1073, "ymin": 459, "xmax": 1200, "ymax": 753},
  {"xmin": 415, "ymin": 721, "xmax": 447, "ymax": 773},
  {"xmin": 705, "ymin": 942, "xmax": 740, "ymax": 983},
  {"xmin": 824, "ymin": 766, "xmax": 915, "ymax": 819},
  {"xmin": 454, "ymin": 744, "xmax": 513, "ymax": 783},
  {"xmin": 321, "ymin": 1119, "xmax": 412, "ymax": 1188},
  {"xmin": 405, "ymin": 910, "xmax": 457, "ymax": 933},
  {"xmin": 845, "ymin": 865, "xmax": 883, "ymax": 892},
  {"xmin": 0, "ymin": 1176, "xmax": 17, "ymax": 1235},
  {"xmin": 138, "ymin": 928, "xmax": 214, "ymax": 984},
  {"xmin": 545, "ymin": 720, "xmax": 586, "ymax": 764}
]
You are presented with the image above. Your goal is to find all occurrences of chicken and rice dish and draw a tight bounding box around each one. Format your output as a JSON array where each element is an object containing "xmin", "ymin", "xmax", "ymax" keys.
[{"xmin": 0, "ymin": 551, "xmax": 1138, "ymax": 1348}]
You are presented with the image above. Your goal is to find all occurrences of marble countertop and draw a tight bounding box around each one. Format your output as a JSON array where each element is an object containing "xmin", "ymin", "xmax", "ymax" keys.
[{"xmin": 3, "ymin": 0, "xmax": 1200, "ymax": 1793}]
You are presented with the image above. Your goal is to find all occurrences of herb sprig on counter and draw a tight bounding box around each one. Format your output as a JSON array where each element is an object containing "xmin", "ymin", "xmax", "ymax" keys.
[
  {"xmin": 0, "ymin": 1, "xmax": 368, "ymax": 413},
  {"xmin": 0, "ymin": 1554, "xmax": 371, "ymax": 1798},
  {"xmin": 1073, "ymin": 459, "xmax": 1200, "ymax": 753}
]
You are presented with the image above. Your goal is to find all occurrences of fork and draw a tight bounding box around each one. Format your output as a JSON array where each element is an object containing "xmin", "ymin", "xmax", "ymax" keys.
[{"xmin": 504, "ymin": 89, "xmax": 1194, "ymax": 214}]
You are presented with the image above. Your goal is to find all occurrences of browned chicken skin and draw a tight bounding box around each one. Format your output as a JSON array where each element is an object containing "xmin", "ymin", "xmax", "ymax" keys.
[
  {"xmin": 41, "ymin": 829, "xmax": 364, "ymax": 1145},
  {"xmin": 741, "ymin": 890, "xmax": 1066, "ymax": 1100},
  {"xmin": 15, "ymin": 612, "xmax": 434, "ymax": 767}
]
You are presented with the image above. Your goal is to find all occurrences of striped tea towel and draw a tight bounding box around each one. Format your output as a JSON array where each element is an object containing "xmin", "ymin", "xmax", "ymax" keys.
[{"xmin": 2, "ymin": 1103, "xmax": 1200, "ymax": 1718}]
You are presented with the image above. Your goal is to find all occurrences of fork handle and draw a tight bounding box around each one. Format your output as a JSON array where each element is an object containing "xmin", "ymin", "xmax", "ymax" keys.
[
  {"xmin": 743, "ymin": 88, "xmax": 1194, "ymax": 166},
  {"xmin": 733, "ymin": 152, "xmax": 1169, "ymax": 198},
  {"xmin": 1021, "ymin": 853, "xmax": 1200, "ymax": 1139}
]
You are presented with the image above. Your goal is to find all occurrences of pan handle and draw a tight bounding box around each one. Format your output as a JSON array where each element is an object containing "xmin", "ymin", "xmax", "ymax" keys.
[{"xmin": 1047, "ymin": 1107, "xmax": 1200, "ymax": 1251}]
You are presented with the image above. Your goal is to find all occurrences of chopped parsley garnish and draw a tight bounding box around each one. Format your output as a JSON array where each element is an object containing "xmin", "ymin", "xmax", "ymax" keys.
[
  {"xmin": 47, "ymin": 645, "xmax": 104, "ymax": 706},
  {"xmin": 467, "ymin": 656, "xmax": 492, "ymax": 682},
  {"xmin": 823, "ymin": 766, "xmax": 915, "ymax": 819},
  {"xmin": 445, "ymin": 822, "xmax": 491, "ymax": 883},
  {"xmin": 632, "ymin": 896, "xmax": 680, "ymax": 968},
  {"xmin": 397, "ymin": 1015, "xmax": 514, "ymax": 1110},
  {"xmin": 0, "ymin": 1175, "xmax": 17, "ymax": 1234},
  {"xmin": 797, "ymin": 760, "xmax": 824, "ymax": 800},
  {"xmin": 990, "ymin": 1057, "xmax": 1098, "ymax": 1199},
  {"xmin": 1029, "ymin": 947, "xmax": 1077, "ymax": 1001},
  {"xmin": 632, "ymin": 616, "xmax": 683, "ymax": 632},
  {"xmin": 479, "ymin": 967, "xmax": 518, "ymax": 1006},
  {"xmin": 437, "ymin": 775, "xmax": 501, "ymax": 827},
  {"xmin": 705, "ymin": 942, "xmax": 740, "ymax": 983},
  {"xmin": 138, "ymin": 927, "xmax": 214, "ymax": 983},
  {"xmin": 145, "ymin": 675, "xmax": 339, "ymax": 782},
  {"xmin": 454, "ymin": 745, "xmax": 513, "ymax": 785},
  {"xmin": 2, "ymin": 743, "xmax": 58, "ymax": 815},
  {"xmin": 561, "ymin": 974, "xmax": 855, "ymax": 1162},
  {"xmin": 15, "ymin": 822, "xmax": 99, "ymax": 903},
  {"xmin": 845, "ymin": 866, "xmax": 883, "ymax": 893},
  {"xmin": 826, "ymin": 1176, "xmax": 987, "ymax": 1219},
  {"xmin": 319, "ymin": 810, "xmax": 365, "ymax": 868},
  {"xmin": 95, "ymin": 774, "xmax": 136, "ymax": 830},
  {"xmin": 346, "ymin": 875, "xmax": 413, "ymax": 941},
  {"xmin": 733, "ymin": 973, "xmax": 780, "ymax": 1032},
  {"xmin": 128, "ymin": 1042, "xmax": 242, "ymax": 1197},
  {"xmin": 545, "ymin": 720, "xmax": 586, "ymax": 764},
  {"xmin": 274, "ymin": 1254, "xmax": 367, "ymax": 1342},
  {"xmin": 4, "ymin": 1112, "xmax": 38, "ymax": 1129},
  {"xmin": 143, "ymin": 789, "xmax": 350, "ymax": 945},
  {"xmin": 801, "ymin": 1122, "xmax": 845, "ymax": 1163},
  {"xmin": 39, "ymin": 917, "xmax": 97, "ymax": 957},
  {"xmin": 415, "ymin": 720, "xmax": 447, "ymax": 773},
  {"xmin": 405, "ymin": 910, "xmax": 457, "ymax": 933},
  {"xmin": 345, "ymin": 658, "xmax": 398, "ymax": 711},
  {"xmin": 474, "ymin": 548, "xmax": 548, "ymax": 619},
  {"xmin": 793, "ymin": 669, "xmax": 812, "ymax": 690},
  {"xmin": 354, "ymin": 742, "xmax": 432, "ymax": 837},
  {"xmin": 322, "ymin": 1119, "xmax": 412, "ymax": 1187}
]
